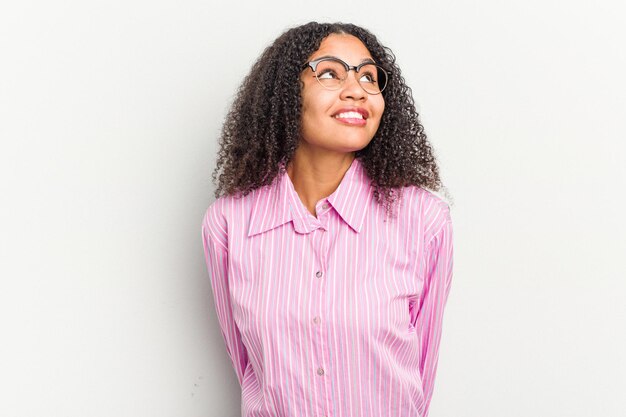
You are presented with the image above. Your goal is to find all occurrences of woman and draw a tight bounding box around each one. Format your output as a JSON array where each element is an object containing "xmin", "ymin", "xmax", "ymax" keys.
[{"xmin": 202, "ymin": 21, "xmax": 454, "ymax": 417}]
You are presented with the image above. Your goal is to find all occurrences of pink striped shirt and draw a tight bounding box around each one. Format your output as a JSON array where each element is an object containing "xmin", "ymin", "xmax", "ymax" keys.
[{"xmin": 201, "ymin": 157, "xmax": 453, "ymax": 417}]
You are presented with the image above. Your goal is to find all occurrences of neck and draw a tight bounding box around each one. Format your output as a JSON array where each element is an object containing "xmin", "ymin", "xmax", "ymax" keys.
[{"xmin": 286, "ymin": 147, "xmax": 355, "ymax": 217}]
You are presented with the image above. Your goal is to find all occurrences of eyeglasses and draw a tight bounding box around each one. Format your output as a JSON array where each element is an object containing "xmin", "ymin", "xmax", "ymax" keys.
[{"xmin": 302, "ymin": 57, "xmax": 389, "ymax": 95}]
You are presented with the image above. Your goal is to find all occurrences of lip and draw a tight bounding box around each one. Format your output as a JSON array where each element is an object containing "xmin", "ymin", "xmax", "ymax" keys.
[{"xmin": 331, "ymin": 107, "xmax": 369, "ymax": 127}]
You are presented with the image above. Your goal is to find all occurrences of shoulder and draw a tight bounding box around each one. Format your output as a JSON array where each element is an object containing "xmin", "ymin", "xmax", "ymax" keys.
[
  {"xmin": 401, "ymin": 185, "xmax": 452, "ymax": 244},
  {"xmin": 201, "ymin": 191, "xmax": 259, "ymax": 248}
]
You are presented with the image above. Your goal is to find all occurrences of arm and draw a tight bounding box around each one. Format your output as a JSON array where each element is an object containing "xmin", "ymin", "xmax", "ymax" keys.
[
  {"xmin": 202, "ymin": 211, "xmax": 249, "ymax": 387},
  {"xmin": 411, "ymin": 218, "xmax": 454, "ymax": 416}
]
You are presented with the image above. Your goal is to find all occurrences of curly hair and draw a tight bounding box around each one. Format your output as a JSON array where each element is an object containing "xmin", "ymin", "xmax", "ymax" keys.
[{"xmin": 211, "ymin": 21, "xmax": 452, "ymax": 218}]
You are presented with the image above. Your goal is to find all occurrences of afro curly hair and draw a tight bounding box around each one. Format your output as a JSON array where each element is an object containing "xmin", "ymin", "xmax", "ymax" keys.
[{"xmin": 211, "ymin": 21, "xmax": 452, "ymax": 219}]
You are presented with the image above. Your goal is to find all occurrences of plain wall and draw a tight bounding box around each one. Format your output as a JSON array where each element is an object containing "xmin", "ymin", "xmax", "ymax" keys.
[{"xmin": 1, "ymin": 1, "xmax": 625, "ymax": 416}]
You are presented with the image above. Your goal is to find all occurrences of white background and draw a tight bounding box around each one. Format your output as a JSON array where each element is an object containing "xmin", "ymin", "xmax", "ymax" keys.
[{"xmin": 1, "ymin": 1, "xmax": 625, "ymax": 416}]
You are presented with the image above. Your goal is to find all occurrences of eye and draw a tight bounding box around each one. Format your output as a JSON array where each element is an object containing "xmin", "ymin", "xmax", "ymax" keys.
[
  {"xmin": 359, "ymin": 72, "xmax": 377, "ymax": 84},
  {"xmin": 318, "ymin": 69, "xmax": 339, "ymax": 79}
]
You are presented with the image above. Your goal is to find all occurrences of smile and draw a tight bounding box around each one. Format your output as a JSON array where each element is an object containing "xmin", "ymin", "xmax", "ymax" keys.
[
  {"xmin": 333, "ymin": 112, "xmax": 367, "ymax": 126},
  {"xmin": 334, "ymin": 111, "xmax": 364, "ymax": 120}
]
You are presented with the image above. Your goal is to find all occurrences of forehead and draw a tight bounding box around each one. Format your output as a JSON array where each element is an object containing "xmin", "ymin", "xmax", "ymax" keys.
[{"xmin": 309, "ymin": 34, "xmax": 374, "ymax": 63}]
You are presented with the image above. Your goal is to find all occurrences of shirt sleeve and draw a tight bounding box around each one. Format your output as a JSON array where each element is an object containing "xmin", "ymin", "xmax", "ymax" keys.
[
  {"xmin": 411, "ymin": 217, "xmax": 454, "ymax": 416},
  {"xmin": 201, "ymin": 211, "xmax": 249, "ymax": 387}
]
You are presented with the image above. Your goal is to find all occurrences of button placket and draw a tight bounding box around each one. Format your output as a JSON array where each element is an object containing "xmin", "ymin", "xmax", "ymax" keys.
[
  {"xmin": 313, "ymin": 268, "xmax": 324, "ymax": 376},
  {"xmin": 311, "ymin": 218, "xmax": 331, "ymax": 416}
]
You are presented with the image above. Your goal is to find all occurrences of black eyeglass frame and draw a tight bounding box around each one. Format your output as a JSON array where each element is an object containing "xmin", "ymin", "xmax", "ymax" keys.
[{"xmin": 301, "ymin": 57, "xmax": 390, "ymax": 95}]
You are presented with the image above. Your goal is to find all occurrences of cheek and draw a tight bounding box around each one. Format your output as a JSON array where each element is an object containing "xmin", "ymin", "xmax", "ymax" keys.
[
  {"xmin": 302, "ymin": 92, "xmax": 331, "ymax": 121},
  {"xmin": 376, "ymin": 97, "xmax": 385, "ymax": 115},
  {"xmin": 371, "ymin": 99, "xmax": 385, "ymax": 127}
]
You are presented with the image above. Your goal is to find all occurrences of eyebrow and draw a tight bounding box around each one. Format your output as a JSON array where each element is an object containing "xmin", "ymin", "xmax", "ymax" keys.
[{"xmin": 313, "ymin": 55, "xmax": 376, "ymax": 64}]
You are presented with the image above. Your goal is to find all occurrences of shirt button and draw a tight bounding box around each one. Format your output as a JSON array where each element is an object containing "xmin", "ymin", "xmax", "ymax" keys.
[
  {"xmin": 317, "ymin": 367, "xmax": 325, "ymax": 376},
  {"xmin": 322, "ymin": 203, "xmax": 329, "ymax": 210},
  {"xmin": 313, "ymin": 316, "xmax": 321, "ymax": 324},
  {"xmin": 316, "ymin": 270, "xmax": 323, "ymax": 278}
]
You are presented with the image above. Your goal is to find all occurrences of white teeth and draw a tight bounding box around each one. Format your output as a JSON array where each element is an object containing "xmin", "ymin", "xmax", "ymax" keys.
[{"xmin": 335, "ymin": 111, "xmax": 364, "ymax": 119}]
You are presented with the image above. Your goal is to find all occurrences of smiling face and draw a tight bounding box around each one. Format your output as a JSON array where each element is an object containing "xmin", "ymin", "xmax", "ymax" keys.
[{"xmin": 299, "ymin": 33, "xmax": 385, "ymax": 155}]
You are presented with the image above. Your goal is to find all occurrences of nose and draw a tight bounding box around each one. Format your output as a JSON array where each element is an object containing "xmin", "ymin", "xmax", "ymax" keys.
[{"xmin": 340, "ymin": 69, "xmax": 367, "ymax": 101}]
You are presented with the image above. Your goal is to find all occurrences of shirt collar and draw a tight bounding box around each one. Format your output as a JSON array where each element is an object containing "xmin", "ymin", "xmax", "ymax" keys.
[{"xmin": 247, "ymin": 157, "xmax": 372, "ymax": 237}]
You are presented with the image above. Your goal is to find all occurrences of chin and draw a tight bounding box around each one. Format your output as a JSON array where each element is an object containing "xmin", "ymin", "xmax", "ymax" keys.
[
  {"xmin": 331, "ymin": 139, "xmax": 372, "ymax": 153},
  {"xmin": 345, "ymin": 136, "xmax": 374, "ymax": 150}
]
